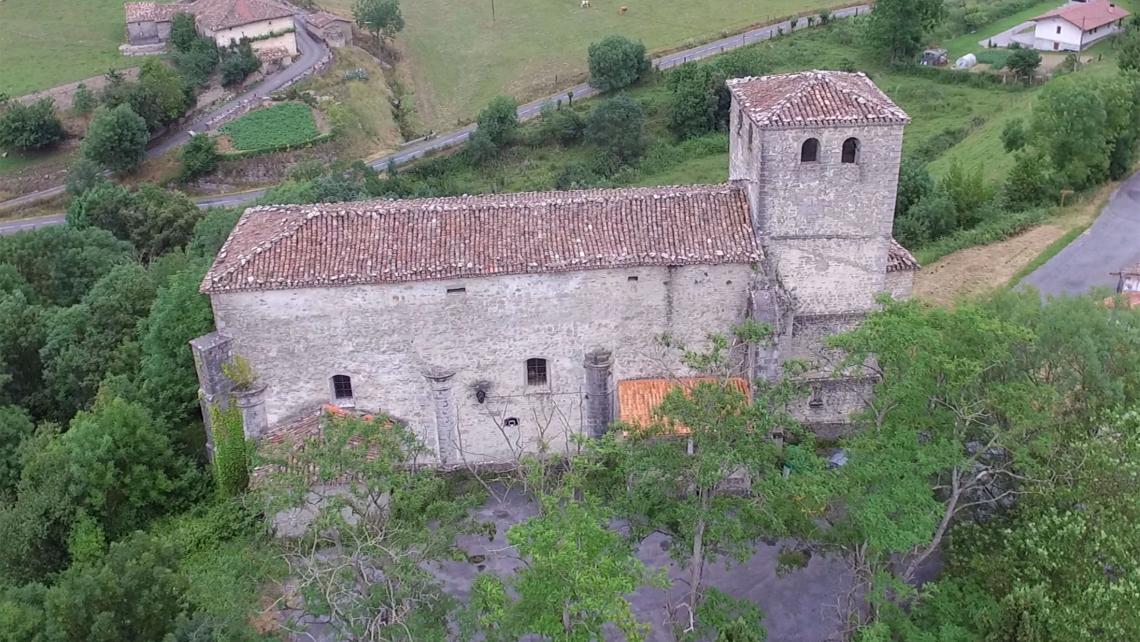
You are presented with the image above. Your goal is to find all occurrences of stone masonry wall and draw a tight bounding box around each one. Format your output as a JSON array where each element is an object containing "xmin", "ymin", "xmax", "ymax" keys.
[
  {"xmin": 884, "ymin": 270, "xmax": 914, "ymax": 300},
  {"xmin": 210, "ymin": 264, "xmax": 757, "ymax": 465},
  {"xmin": 729, "ymin": 104, "xmax": 905, "ymax": 317}
]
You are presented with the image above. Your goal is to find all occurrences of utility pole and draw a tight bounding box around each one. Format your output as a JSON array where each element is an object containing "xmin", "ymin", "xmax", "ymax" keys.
[{"xmin": 491, "ymin": 0, "xmax": 495, "ymax": 22}]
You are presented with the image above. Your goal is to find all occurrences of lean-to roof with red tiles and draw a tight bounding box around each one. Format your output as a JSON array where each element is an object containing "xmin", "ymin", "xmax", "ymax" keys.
[
  {"xmin": 192, "ymin": 0, "xmax": 293, "ymax": 31},
  {"xmin": 201, "ymin": 185, "xmax": 763, "ymax": 294},
  {"xmin": 727, "ymin": 71, "xmax": 910, "ymax": 129},
  {"xmin": 887, "ymin": 239, "xmax": 919, "ymax": 272},
  {"xmin": 125, "ymin": 2, "xmax": 185, "ymax": 23}
]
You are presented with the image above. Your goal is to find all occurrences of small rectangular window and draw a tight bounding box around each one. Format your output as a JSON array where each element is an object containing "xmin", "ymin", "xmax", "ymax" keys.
[
  {"xmin": 332, "ymin": 374, "xmax": 354, "ymax": 401},
  {"xmin": 446, "ymin": 287, "xmax": 466, "ymax": 295},
  {"xmin": 526, "ymin": 358, "xmax": 548, "ymax": 386},
  {"xmin": 628, "ymin": 275, "xmax": 639, "ymax": 282}
]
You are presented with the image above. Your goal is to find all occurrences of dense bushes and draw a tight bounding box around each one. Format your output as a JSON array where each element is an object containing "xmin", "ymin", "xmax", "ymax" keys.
[
  {"xmin": 81, "ymin": 104, "xmax": 150, "ymax": 173},
  {"xmin": 588, "ymin": 36, "xmax": 651, "ymax": 92},
  {"xmin": 179, "ymin": 134, "xmax": 219, "ymax": 182},
  {"xmin": 0, "ymin": 98, "xmax": 65, "ymax": 152},
  {"xmin": 586, "ymin": 95, "xmax": 647, "ymax": 163}
]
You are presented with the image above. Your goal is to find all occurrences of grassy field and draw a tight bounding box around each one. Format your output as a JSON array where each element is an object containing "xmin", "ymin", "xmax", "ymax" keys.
[
  {"xmin": 938, "ymin": 0, "xmax": 1059, "ymax": 59},
  {"xmin": 0, "ymin": 0, "xmax": 156, "ymax": 96},
  {"xmin": 318, "ymin": 0, "xmax": 845, "ymax": 129},
  {"xmin": 221, "ymin": 104, "xmax": 322, "ymax": 151},
  {"xmin": 297, "ymin": 47, "xmax": 402, "ymax": 159}
]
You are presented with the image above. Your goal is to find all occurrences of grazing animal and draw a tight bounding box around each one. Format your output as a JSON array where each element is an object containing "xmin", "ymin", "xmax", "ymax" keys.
[
  {"xmin": 619, "ymin": 5, "xmax": 628, "ymax": 14},
  {"xmin": 580, "ymin": 0, "xmax": 590, "ymax": 8}
]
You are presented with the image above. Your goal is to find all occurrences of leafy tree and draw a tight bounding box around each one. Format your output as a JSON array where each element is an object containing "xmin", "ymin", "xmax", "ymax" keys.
[
  {"xmin": 0, "ymin": 406, "xmax": 34, "ymax": 500},
  {"xmin": 1003, "ymin": 150, "xmax": 1053, "ymax": 210},
  {"xmin": 139, "ymin": 57, "xmax": 190, "ymax": 123},
  {"xmin": 866, "ymin": 0, "xmax": 946, "ymax": 62},
  {"xmin": 170, "ymin": 13, "xmax": 199, "ymax": 53},
  {"xmin": 82, "ymin": 104, "xmax": 150, "ymax": 173},
  {"xmin": 587, "ymin": 35, "xmax": 651, "ymax": 92},
  {"xmin": 72, "ymin": 83, "xmax": 96, "ymax": 115},
  {"xmin": 939, "ymin": 160, "xmax": 991, "ymax": 227},
  {"xmin": 67, "ymin": 183, "xmax": 202, "ymax": 260},
  {"xmin": 894, "ymin": 157, "xmax": 934, "ymax": 220},
  {"xmin": 1118, "ymin": 23, "xmax": 1140, "ymax": 71},
  {"xmin": 0, "ymin": 224, "xmax": 133, "ymax": 306},
  {"xmin": 188, "ymin": 208, "xmax": 241, "ymax": 259},
  {"xmin": 65, "ymin": 156, "xmax": 107, "ymax": 196},
  {"xmin": 588, "ymin": 323, "xmax": 811, "ymax": 635},
  {"xmin": 353, "ymin": 0, "xmax": 405, "ymax": 41},
  {"xmin": 0, "ymin": 98, "xmax": 65, "ymax": 152},
  {"xmin": 179, "ymin": 134, "xmax": 219, "ymax": 182},
  {"xmin": 476, "ymin": 95, "xmax": 520, "ymax": 147},
  {"xmin": 219, "ymin": 40, "xmax": 261, "ymax": 87},
  {"xmin": 537, "ymin": 103, "xmax": 585, "ymax": 146},
  {"xmin": 667, "ymin": 62, "xmax": 722, "ymax": 139},
  {"xmin": 0, "ymin": 291, "xmax": 51, "ymax": 413},
  {"xmin": 585, "ymin": 95, "xmax": 647, "ymax": 162},
  {"xmin": 1004, "ymin": 47, "xmax": 1041, "ymax": 82},
  {"xmin": 41, "ymin": 532, "xmax": 188, "ymax": 642},
  {"xmin": 464, "ymin": 128, "xmax": 500, "ymax": 165},
  {"xmin": 260, "ymin": 414, "xmax": 477, "ymax": 640},
  {"xmin": 137, "ymin": 262, "xmax": 215, "ymax": 434},
  {"xmin": 1031, "ymin": 74, "xmax": 1110, "ymax": 190},
  {"xmin": 463, "ymin": 487, "xmax": 659, "ymax": 641},
  {"xmin": 1000, "ymin": 117, "xmax": 1028, "ymax": 153},
  {"xmin": 172, "ymin": 36, "xmax": 219, "ymax": 87},
  {"xmin": 40, "ymin": 264, "xmax": 156, "ymax": 421}
]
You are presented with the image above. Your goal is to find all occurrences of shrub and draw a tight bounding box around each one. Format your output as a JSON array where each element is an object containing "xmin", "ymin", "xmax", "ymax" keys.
[
  {"xmin": 0, "ymin": 98, "xmax": 65, "ymax": 152},
  {"xmin": 940, "ymin": 160, "xmax": 992, "ymax": 227},
  {"xmin": 72, "ymin": 83, "xmax": 96, "ymax": 115},
  {"xmin": 464, "ymin": 129, "xmax": 499, "ymax": 165},
  {"xmin": 170, "ymin": 13, "xmax": 198, "ymax": 53},
  {"xmin": 82, "ymin": 104, "xmax": 149, "ymax": 173},
  {"xmin": 587, "ymin": 36, "xmax": 651, "ymax": 92},
  {"xmin": 667, "ymin": 63, "xmax": 721, "ymax": 139},
  {"xmin": 555, "ymin": 162, "xmax": 600, "ymax": 190},
  {"xmin": 476, "ymin": 95, "xmax": 519, "ymax": 146},
  {"xmin": 179, "ymin": 134, "xmax": 219, "ymax": 182},
  {"xmin": 210, "ymin": 405, "xmax": 250, "ymax": 497},
  {"xmin": 1003, "ymin": 150, "xmax": 1055, "ymax": 210},
  {"xmin": 1001, "ymin": 118, "xmax": 1028, "ymax": 153},
  {"xmin": 219, "ymin": 40, "xmax": 261, "ymax": 87},
  {"xmin": 899, "ymin": 189, "xmax": 958, "ymax": 246},
  {"xmin": 65, "ymin": 156, "xmax": 107, "ymax": 197},
  {"xmin": 1005, "ymin": 47, "xmax": 1042, "ymax": 82},
  {"xmin": 172, "ymin": 37, "xmax": 219, "ymax": 87},
  {"xmin": 586, "ymin": 95, "xmax": 647, "ymax": 162},
  {"xmin": 895, "ymin": 158, "xmax": 935, "ymax": 219},
  {"xmin": 537, "ymin": 104, "xmax": 585, "ymax": 146}
]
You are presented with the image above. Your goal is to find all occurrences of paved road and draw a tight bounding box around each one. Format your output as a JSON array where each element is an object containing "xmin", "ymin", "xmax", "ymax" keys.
[
  {"xmin": 0, "ymin": 5, "xmax": 868, "ymax": 234},
  {"xmin": 0, "ymin": 20, "xmax": 329, "ymax": 214},
  {"xmin": 1021, "ymin": 171, "xmax": 1140, "ymax": 296}
]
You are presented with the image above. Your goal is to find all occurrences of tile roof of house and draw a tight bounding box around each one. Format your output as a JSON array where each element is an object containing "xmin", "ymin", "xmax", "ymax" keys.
[
  {"xmin": 727, "ymin": 71, "xmax": 910, "ymax": 129},
  {"xmin": 192, "ymin": 0, "xmax": 294, "ymax": 31},
  {"xmin": 306, "ymin": 10, "xmax": 350, "ymax": 28},
  {"xmin": 124, "ymin": 2, "xmax": 185, "ymax": 22},
  {"xmin": 887, "ymin": 239, "xmax": 920, "ymax": 272},
  {"xmin": 201, "ymin": 185, "xmax": 764, "ymax": 294},
  {"xmin": 253, "ymin": 405, "xmax": 393, "ymax": 483},
  {"xmin": 618, "ymin": 377, "xmax": 751, "ymax": 434},
  {"xmin": 256, "ymin": 46, "xmax": 292, "ymax": 62},
  {"xmin": 1036, "ymin": 0, "xmax": 1130, "ymax": 30}
]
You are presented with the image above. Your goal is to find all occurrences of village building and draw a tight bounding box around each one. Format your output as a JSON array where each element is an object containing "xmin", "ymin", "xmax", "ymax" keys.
[
  {"xmin": 1031, "ymin": 0, "xmax": 1130, "ymax": 51},
  {"xmin": 305, "ymin": 11, "xmax": 353, "ymax": 48},
  {"xmin": 124, "ymin": 0, "xmax": 298, "ymax": 58},
  {"xmin": 191, "ymin": 70, "xmax": 919, "ymax": 465}
]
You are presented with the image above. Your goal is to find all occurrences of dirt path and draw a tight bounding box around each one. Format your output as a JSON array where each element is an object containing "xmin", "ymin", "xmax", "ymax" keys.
[{"xmin": 914, "ymin": 182, "xmax": 1116, "ymax": 305}]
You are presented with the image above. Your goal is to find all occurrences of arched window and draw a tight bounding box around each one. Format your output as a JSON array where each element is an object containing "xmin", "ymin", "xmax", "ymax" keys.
[
  {"xmin": 800, "ymin": 138, "xmax": 819, "ymax": 163},
  {"xmin": 526, "ymin": 358, "xmax": 548, "ymax": 386},
  {"xmin": 331, "ymin": 374, "xmax": 354, "ymax": 401},
  {"xmin": 842, "ymin": 137, "xmax": 860, "ymax": 164}
]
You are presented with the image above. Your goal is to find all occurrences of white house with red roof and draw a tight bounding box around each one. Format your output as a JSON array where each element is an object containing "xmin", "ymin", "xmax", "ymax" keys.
[
  {"xmin": 190, "ymin": 71, "xmax": 920, "ymax": 465},
  {"xmin": 124, "ymin": 0, "xmax": 298, "ymax": 58},
  {"xmin": 1031, "ymin": 0, "xmax": 1130, "ymax": 51}
]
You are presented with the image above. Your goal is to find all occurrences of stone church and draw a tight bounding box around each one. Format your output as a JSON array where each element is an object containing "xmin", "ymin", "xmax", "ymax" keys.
[{"xmin": 191, "ymin": 70, "xmax": 918, "ymax": 464}]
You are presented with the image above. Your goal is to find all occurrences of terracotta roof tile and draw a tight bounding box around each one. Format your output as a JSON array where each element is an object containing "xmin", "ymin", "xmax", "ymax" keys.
[
  {"xmin": 306, "ymin": 10, "xmax": 349, "ymax": 28},
  {"xmin": 124, "ymin": 2, "xmax": 185, "ymax": 22},
  {"xmin": 887, "ymin": 239, "xmax": 919, "ymax": 272},
  {"xmin": 202, "ymin": 185, "xmax": 763, "ymax": 294},
  {"xmin": 618, "ymin": 377, "xmax": 751, "ymax": 434},
  {"xmin": 253, "ymin": 405, "xmax": 393, "ymax": 483},
  {"xmin": 727, "ymin": 71, "xmax": 909, "ymax": 129},
  {"xmin": 1036, "ymin": 0, "xmax": 1130, "ymax": 30},
  {"xmin": 192, "ymin": 0, "xmax": 293, "ymax": 31}
]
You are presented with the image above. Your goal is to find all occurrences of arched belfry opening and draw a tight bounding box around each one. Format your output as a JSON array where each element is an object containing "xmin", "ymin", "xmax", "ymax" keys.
[{"xmin": 800, "ymin": 138, "xmax": 820, "ymax": 163}]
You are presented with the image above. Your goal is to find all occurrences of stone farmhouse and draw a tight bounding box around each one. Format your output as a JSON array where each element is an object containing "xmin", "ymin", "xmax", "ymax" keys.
[
  {"xmin": 1030, "ymin": 0, "xmax": 1130, "ymax": 51},
  {"xmin": 191, "ymin": 71, "xmax": 920, "ymax": 465},
  {"xmin": 124, "ymin": 0, "xmax": 298, "ymax": 58}
]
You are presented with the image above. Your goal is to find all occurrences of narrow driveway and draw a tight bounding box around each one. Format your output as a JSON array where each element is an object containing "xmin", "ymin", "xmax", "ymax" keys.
[
  {"xmin": 1021, "ymin": 170, "xmax": 1140, "ymax": 296},
  {"xmin": 0, "ymin": 5, "xmax": 869, "ymax": 234}
]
